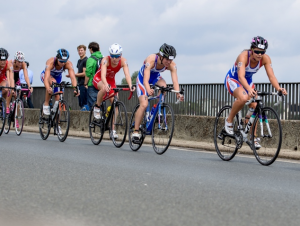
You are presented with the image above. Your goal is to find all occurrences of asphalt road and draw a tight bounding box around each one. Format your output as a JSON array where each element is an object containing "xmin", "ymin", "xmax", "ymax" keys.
[{"xmin": 1, "ymin": 132, "xmax": 300, "ymax": 226}]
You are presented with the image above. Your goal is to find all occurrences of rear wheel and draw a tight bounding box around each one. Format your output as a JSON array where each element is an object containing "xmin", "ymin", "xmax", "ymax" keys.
[
  {"xmin": 214, "ymin": 106, "xmax": 239, "ymax": 161},
  {"xmin": 128, "ymin": 104, "xmax": 146, "ymax": 151},
  {"xmin": 110, "ymin": 101, "xmax": 128, "ymax": 148},
  {"xmin": 251, "ymin": 107, "xmax": 282, "ymax": 166},
  {"xmin": 39, "ymin": 103, "xmax": 51, "ymax": 140},
  {"xmin": 152, "ymin": 103, "xmax": 174, "ymax": 155},
  {"xmin": 0, "ymin": 98, "xmax": 6, "ymax": 136},
  {"xmin": 56, "ymin": 101, "xmax": 70, "ymax": 142},
  {"xmin": 89, "ymin": 103, "xmax": 105, "ymax": 145},
  {"xmin": 15, "ymin": 100, "xmax": 24, "ymax": 136}
]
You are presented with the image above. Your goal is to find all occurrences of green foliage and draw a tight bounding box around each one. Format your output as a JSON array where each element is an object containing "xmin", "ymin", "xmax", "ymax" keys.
[{"xmin": 121, "ymin": 71, "xmax": 138, "ymax": 85}]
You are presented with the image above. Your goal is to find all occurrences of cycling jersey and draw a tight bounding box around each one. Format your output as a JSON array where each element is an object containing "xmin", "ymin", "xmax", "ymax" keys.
[
  {"xmin": 224, "ymin": 51, "xmax": 261, "ymax": 95},
  {"xmin": 93, "ymin": 56, "xmax": 121, "ymax": 98},
  {"xmin": 0, "ymin": 61, "xmax": 8, "ymax": 83},
  {"xmin": 137, "ymin": 55, "xmax": 166, "ymax": 97}
]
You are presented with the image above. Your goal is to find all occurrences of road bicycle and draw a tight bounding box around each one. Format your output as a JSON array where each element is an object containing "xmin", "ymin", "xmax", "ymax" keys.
[
  {"xmin": 4, "ymin": 85, "xmax": 25, "ymax": 135},
  {"xmin": 214, "ymin": 90, "xmax": 283, "ymax": 166},
  {"xmin": 89, "ymin": 87, "xmax": 133, "ymax": 147},
  {"xmin": 20, "ymin": 83, "xmax": 31, "ymax": 108},
  {"xmin": 0, "ymin": 86, "xmax": 15, "ymax": 136},
  {"xmin": 39, "ymin": 81, "xmax": 78, "ymax": 142},
  {"xmin": 128, "ymin": 84, "xmax": 184, "ymax": 155}
]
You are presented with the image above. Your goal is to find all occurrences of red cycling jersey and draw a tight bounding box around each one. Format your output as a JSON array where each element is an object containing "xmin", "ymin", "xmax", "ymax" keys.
[
  {"xmin": 0, "ymin": 61, "xmax": 8, "ymax": 83},
  {"xmin": 93, "ymin": 56, "xmax": 122, "ymax": 97}
]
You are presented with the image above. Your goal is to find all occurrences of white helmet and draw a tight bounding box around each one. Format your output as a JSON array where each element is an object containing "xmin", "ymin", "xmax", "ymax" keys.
[
  {"xmin": 14, "ymin": 51, "xmax": 25, "ymax": 62},
  {"xmin": 109, "ymin": 43, "xmax": 123, "ymax": 55}
]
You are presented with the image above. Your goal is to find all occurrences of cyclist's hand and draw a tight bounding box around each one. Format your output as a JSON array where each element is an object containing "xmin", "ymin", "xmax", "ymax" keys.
[
  {"xmin": 147, "ymin": 87, "xmax": 154, "ymax": 96},
  {"xmin": 47, "ymin": 87, "xmax": 53, "ymax": 95},
  {"xmin": 279, "ymin": 88, "xmax": 288, "ymax": 95},
  {"xmin": 130, "ymin": 85, "xmax": 136, "ymax": 92},
  {"xmin": 176, "ymin": 93, "xmax": 184, "ymax": 101},
  {"xmin": 105, "ymin": 84, "xmax": 111, "ymax": 92},
  {"xmin": 247, "ymin": 88, "xmax": 256, "ymax": 97}
]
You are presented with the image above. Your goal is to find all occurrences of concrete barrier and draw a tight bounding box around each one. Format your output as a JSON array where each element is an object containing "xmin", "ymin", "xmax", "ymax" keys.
[{"xmin": 23, "ymin": 109, "xmax": 300, "ymax": 159}]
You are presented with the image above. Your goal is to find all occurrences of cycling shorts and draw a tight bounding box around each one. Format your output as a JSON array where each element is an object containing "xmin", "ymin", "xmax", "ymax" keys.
[
  {"xmin": 224, "ymin": 74, "xmax": 254, "ymax": 96},
  {"xmin": 136, "ymin": 73, "xmax": 163, "ymax": 98},
  {"xmin": 40, "ymin": 70, "xmax": 62, "ymax": 93},
  {"xmin": 93, "ymin": 74, "xmax": 116, "ymax": 99}
]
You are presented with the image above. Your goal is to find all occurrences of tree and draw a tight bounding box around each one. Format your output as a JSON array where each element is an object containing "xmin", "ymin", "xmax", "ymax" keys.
[{"xmin": 121, "ymin": 71, "xmax": 138, "ymax": 85}]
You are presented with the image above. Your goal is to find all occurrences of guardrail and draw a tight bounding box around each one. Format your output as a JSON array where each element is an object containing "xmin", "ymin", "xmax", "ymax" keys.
[{"xmin": 31, "ymin": 82, "xmax": 300, "ymax": 120}]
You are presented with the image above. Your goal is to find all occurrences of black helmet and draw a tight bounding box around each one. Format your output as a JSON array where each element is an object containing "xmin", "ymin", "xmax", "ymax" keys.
[
  {"xmin": 159, "ymin": 43, "xmax": 176, "ymax": 60},
  {"xmin": 56, "ymin": 48, "xmax": 70, "ymax": 61},
  {"xmin": 251, "ymin": 36, "xmax": 268, "ymax": 50},
  {"xmin": 0, "ymin": 48, "xmax": 9, "ymax": 60}
]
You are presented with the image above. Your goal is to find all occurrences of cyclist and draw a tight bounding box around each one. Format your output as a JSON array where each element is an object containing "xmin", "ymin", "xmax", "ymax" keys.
[
  {"xmin": 40, "ymin": 49, "xmax": 79, "ymax": 119},
  {"xmin": 92, "ymin": 43, "xmax": 135, "ymax": 138},
  {"xmin": 224, "ymin": 36, "xmax": 287, "ymax": 148},
  {"xmin": 131, "ymin": 43, "xmax": 184, "ymax": 144},
  {"xmin": 0, "ymin": 48, "xmax": 13, "ymax": 112}
]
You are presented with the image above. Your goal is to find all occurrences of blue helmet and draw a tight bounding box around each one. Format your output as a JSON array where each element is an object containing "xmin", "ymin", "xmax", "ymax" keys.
[{"xmin": 56, "ymin": 48, "xmax": 70, "ymax": 61}]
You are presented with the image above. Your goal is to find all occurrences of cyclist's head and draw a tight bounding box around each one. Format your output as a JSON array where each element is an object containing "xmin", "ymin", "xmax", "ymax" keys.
[
  {"xmin": 14, "ymin": 51, "xmax": 25, "ymax": 62},
  {"xmin": 251, "ymin": 36, "xmax": 268, "ymax": 50},
  {"xmin": 25, "ymin": 61, "xmax": 29, "ymax": 68},
  {"xmin": 0, "ymin": 48, "xmax": 9, "ymax": 61},
  {"xmin": 56, "ymin": 48, "xmax": 69, "ymax": 63},
  {"xmin": 159, "ymin": 43, "xmax": 176, "ymax": 60},
  {"xmin": 109, "ymin": 43, "xmax": 122, "ymax": 62}
]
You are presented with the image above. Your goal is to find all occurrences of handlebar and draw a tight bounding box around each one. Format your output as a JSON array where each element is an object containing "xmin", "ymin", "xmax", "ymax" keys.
[
  {"xmin": 50, "ymin": 81, "xmax": 79, "ymax": 97},
  {"xmin": 245, "ymin": 90, "xmax": 283, "ymax": 106},
  {"xmin": 112, "ymin": 85, "xmax": 136, "ymax": 100},
  {"xmin": 151, "ymin": 84, "xmax": 184, "ymax": 104}
]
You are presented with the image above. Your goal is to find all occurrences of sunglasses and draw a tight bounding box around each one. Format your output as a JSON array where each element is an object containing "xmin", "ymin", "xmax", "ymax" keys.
[
  {"xmin": 58, "ymin": 59, "xmax": 68, "ymax": 63},
  {"xmin": 252, "ymin": 49, "xmax": 266, "ymax": 55},
  {"xmin": 110, "ymin": 54, "xmax": 121, "ymax": 59}
]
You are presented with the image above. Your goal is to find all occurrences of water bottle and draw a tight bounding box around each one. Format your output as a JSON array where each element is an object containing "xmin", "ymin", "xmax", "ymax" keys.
[
  {"xmin": 148, "ymin": 104, "xmax": 157, "ymax": 121},
  {"xmin": 52, "ymin": 101, "xmax": 59, "ymax": 113},
  {"xmin": 105, "ymin": 106, "xmax": 111, "ymax": 118}
]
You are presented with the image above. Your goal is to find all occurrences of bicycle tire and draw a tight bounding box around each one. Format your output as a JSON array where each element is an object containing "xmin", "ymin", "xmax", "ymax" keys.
[
  {"xmin": 89, "ymin": 103, "xmax": 105, "ymax": 145},
  {"xmin": 110, "ymin": 101, "xmax": 128, "ymax": 148},
  {"xmin": 251, "ymin": 107, "xmax": 282, "ymax": 166},
  {"xmin": 15, "ymin": 99, "xmax": 24, "ymax": 136},
  {"xmin": 56, "ymin": 101, "xmax": 70, "ymax": 142},
  {"xmin": 152, "ymin": 103, "xmax": 174, "ymax": 155},
  {"xmin": 4, "ymin": 102, "xmax": 12, "ymax": 134},
  {"xmin": 214, "ymin": 105, "xmax": 239, "ymax": 161},
  {"xmin": 39, "ymin": 103, "xmax": 51, "ymax": 140},
  {"xmin": 128, "ymin": 104, "xmax": 146, "ymax": 151},
  {"xmin": 0, "ymin": 98, "xmax": 6, "ymax": 136}
]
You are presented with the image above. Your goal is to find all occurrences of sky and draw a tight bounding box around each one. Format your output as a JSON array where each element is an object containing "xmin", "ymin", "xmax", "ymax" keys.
[{"xmin": 1, "ymin": 0, "xmax": 300, "ymax": 86}]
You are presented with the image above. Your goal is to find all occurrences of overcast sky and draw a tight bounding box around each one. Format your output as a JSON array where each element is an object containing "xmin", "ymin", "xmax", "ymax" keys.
[{"xmin": 1, "ymin": 0, "xmax": 300, "ymax": 86}]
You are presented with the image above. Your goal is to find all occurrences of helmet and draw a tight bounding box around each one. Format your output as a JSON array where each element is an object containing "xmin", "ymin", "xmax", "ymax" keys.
[
  {"xmin": 14, "ymin": 51, "xmax": 25, "ymax": 62},
  {"xmin": 0, "ymin": 48, "xmax": 9, "ymax": 60},
  {"xmin": 56, "ymin": 48, "xmax": 70, "ymax": 61},
  {"xmin": 159, "ymin": 43, "xmax": 176, "ymax": 60},
  {"xmin": 25, "ymin": 61, "xmax": 29, "ymax": 67},
  {"xmin": 109, "ymin": 43, "xmax": 123, "ymax": 55},
  {"xmin": 251, "ymin": 36, "xmax": 268, "ymax": 50}
]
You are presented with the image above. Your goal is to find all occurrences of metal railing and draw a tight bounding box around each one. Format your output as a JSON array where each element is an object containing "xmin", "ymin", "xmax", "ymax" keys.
[{"xmin": 31, "ymin": 82, "xmax": 300, "ymax": 120}]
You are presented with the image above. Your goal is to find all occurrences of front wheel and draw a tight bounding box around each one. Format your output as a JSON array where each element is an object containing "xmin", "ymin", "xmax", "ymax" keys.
[
  {"xmin": 214, "ymin": 105, "xmax": 239, "ymax": 161},
  {"xmin": 56, "ymin": 101, "xmax": 70, "ymax": 142},
  {"xmin": 15, "ymin": 100, "xmax": 24, "ymax": 136},
  {"xmin": 251, "ymin": 107, "xmax": 282, "ymax": 166},
  {"xmin": 0, "ymin": 98, "xmax": 6, "ymax": 136},
  {"xmin": 39, "ymin": 103, "xmax": 51, "ymax": 140},
  {"xmin": 152, "ymin": 103, "xmax": 174, "ymax": 155},
  {"xmin": 128, "ymin": 104, "xmax": 146, "ymax": 152},
  {"xmin": 89, "ymin": 103, "xmax": 105, "ymax": 145},
  {"xmin": 4, "ymin": 102, "xmax": 11, "ymax": 134},
  {"xmin": 110, "ymin": 101, "xmax": 128, "ymax": 148}
]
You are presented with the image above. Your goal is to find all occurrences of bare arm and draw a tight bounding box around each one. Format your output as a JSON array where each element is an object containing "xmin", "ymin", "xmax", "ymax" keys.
[
  {"xmin": 143, "ymin": 55, "xmax": 155, "ymax": 95},
  {"xmin": 121, "ymin": 58, "xmax": 134, "ymax": 91},
  {"xmin": 7, "ymin": 61, "xmax": 13, "ymax": 87},
  {"xmin": 168, "ymin": 62, "xmax": 182, "ymax": 100},
  {"xmin": 21, "ymin": 62, "xmax": 33, "ymax": 92},
  {"xmin": 75, "ymin": 67, "xmax": 86, "ymax": 77}
]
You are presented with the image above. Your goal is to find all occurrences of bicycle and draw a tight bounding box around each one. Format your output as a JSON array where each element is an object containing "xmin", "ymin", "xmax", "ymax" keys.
[
  {"xmin": 214, "ymin": 90, "xmax": 283, "ymax": 166},
  {"xmin": 89, "ymin": 87, "xmax": 134, "ymax": 147},
  {"xmin": 128, "ymin": 84, "xmax": 184, "ymax": 155},
  {"xmin": 4, "ymin": 85, "xmax": 25, "ymax": 136},
  {"xmin": 39, "ymin": 81, "xmax": 78, "ymax": 142},
  {"xmin": 0, "ymin": 86, "xmax": 14, "ymax": 136},
  {"xmin": 20, "ymin": 83, "xmax": 30, "ymax": 108}
]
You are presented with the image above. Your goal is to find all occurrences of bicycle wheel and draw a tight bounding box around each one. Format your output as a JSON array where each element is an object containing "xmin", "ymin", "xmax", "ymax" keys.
[
  {"xmin": 128, "ymin": 104, "xmax": 146, "ymax": 151},
  {"xmin": 110, "ymin": 101, "xmax": 128, "ymax": 148},
  {"xmin": 251, "ymin": 107, "xmax": 282, "ymax": 166},
  {"xmin": 56, "ymin": 101, "xmax": 70, "ymax": 142},
  {"xmin": 214, "ymin": 106, "xmax": 239, "ymax": 161},
  {"xmin": 15, "ymin": 99, "xmax": 24, "ymax": 136},
  {"xmin": 4, "ymin": 102, "xmax": 11, "ymax": 134},
  {"xmin": 39, "ymin": 103, "xmax": 51, "ymax": 140},
  {"xmin": 0, "ymin": 98, "xmax": 6, "ymax": 136},
  {"xmin": 152, "ymin": 103, "xmax": 174, "ymax": 155},
  {"xmin": 89, "ymin": 103, "xmax": 105, "ymax": 145}
]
